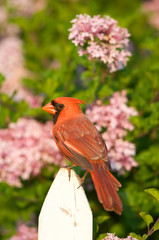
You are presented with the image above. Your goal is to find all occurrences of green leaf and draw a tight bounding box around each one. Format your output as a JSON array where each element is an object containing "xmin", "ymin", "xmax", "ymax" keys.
[
  {"xmin": 0, "ymin": 73, "xmax": 5, "ymax": 87},
  {"xmin": 141, "ymin": 234, "xmax": 148, "ymax": 240},
  {"xmin": 154, "ymin": 220, "xmax": 159, "ymax": 231},
  {"xmin": 145, "ymin": 188, "xmax": 159, "ymax": 202},
  {"xmin": 129, "ymin": 232, "xmax": 142, "ymax": 240},
  {"xmin": 139, "ymin": 212, "xmax": 154, "ymax": 227},
  {"xmin": 81, "ymin": 70, "xmax": 94, "ymax": 80},
  {"xmin": 95, "ymin": 215, "xmax": 110, "ymax": 225},
  {"xmin": 93, "ymin": 219, "xmax": 99, "ymax": 236},
  {"xmin": 96, "ymin": 233, "xmax": 108, "ymax": 240}
]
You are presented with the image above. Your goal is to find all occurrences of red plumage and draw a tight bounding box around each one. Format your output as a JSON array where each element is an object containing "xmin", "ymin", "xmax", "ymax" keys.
[{"xmin": 42, "ymin": 97, "xmax": 123, "ymax": 214}]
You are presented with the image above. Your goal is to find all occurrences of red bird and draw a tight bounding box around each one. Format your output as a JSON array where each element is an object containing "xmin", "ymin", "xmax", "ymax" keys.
[{"xmin": 42, "ymin": 97, "xmax": 123, "ymax": 214}]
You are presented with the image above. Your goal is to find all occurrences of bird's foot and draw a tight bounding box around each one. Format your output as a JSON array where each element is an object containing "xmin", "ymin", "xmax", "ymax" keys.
[
  {"xmin": 63, "ymin": 164, "xmax": 76, "ymax": 180},
  {"xmin": 78, "ymin": 172, "xmax": 88, "ymax": 189}
]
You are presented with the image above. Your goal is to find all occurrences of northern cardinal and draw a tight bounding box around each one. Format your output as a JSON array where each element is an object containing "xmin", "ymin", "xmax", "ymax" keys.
[{"xmin": 42, "ymin": 97, "xmax": 122, "ymax": 214}]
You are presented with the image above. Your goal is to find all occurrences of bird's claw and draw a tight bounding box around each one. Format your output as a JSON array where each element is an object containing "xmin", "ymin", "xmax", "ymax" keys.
[{"xmin": 78, "ymin": 172, "xmax": 88, "ymax": 189}]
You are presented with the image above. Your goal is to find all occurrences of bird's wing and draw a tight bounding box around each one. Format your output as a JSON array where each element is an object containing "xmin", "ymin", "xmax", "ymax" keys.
[{"xmin": 53, "ymin": 116, "xmax": 109, "ymax": 171}]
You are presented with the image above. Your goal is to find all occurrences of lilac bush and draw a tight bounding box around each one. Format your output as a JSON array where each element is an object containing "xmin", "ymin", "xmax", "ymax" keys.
[
  {"xmin": 9, "ymin": 0, "xmax": 46, "ymax": 16},
  {"xmin": 10, "ymin": 224, "xmax": 38, "ymax": 240},
  {"xmin": 69, "ymin": 14, "xmax": 131, "ymax": 72},
  {"xmin": 0, "ymin": 118, "xmax": 64, "ymax": 187},
  {"xmin": 0, "ymin": 1, "xmax": 159, "ymax": 239},
  {"xmin": 0, "ymin": 36, "xmax": 42, "ymax": 108},
  {"xmin": 142, "ymin": 0, "xmax": 159, "ymax": 30},
  {"xmin": 86, "ymin": 90, "xmax": 138, "ymax": 172},
  {"xmin": 102, "ymin": 233, "xmax": 137, "ymax": 240}
]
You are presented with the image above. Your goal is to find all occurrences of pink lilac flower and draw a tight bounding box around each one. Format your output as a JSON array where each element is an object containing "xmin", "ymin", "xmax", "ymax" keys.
[
  {"xmin": 0, "ymin": 36, "xmax": 42, "ymax": 108},
  {"xmin": 4, "ymin": 24, "xmax": 20, "ymax": 37},
  {"xmin": 142, "ymin": 0, "xmax": 159, "ymax": 30},
  {"xmin": 0, "ymin": 118, "xmax": 64, "ymax": 187},
  {"xmin": 0, "ymin": 6, "xmax": 8, "ymax": 25},
  {"xmin": 10, "ymin": 224, "xmax": 38, "ymax": 240},
  {"xmin": 86, "ymin": 90, "xmax": 138, "ymax": 173},
  {"xmin": 69, "ymin": 14, "xmax": 131, "ymax": 72},
  {"xmin": 0, "ymin": 36, "xmax": 24, "ymax": 85},
  {"xmin": 0, "ymin": 5, "xmax": 21, "ymax": 37},
  {"xmin": 14, "ymin": 89, "xmax": 43, "ymax": 108},
  {"xmin": 102, "ymin": 233, "xmax": 137, "ymax": 240},
  {"xmin": 9, "ymin": 0, "xmax": 46, "ymax": 16}
]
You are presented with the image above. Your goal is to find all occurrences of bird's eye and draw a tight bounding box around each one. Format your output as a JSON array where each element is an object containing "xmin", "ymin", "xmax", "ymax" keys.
[{"xmin": 59, "ymin": 103, "xmax": 64, "ymax": 109}]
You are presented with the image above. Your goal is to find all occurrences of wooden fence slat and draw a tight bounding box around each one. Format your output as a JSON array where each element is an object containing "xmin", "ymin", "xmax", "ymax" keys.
[{"xmin": 38, "ymin": 168, "xmax": 92, "ymax": 240}]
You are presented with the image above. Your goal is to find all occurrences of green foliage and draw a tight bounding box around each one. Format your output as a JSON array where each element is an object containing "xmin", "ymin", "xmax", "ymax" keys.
[
  {"xmin": 129, "ymin": 232, "xmax": 147, "ymax": 240},
  {"xmin": 0, "ymin": 0, "xmax": 159, "ymax": 239},
  {"xmin": 0, "ymin": 92, "xmax": 29, "ymax": 128},
  {"xmin": 154, "ymin": 221, "xmax": 159, "ymax": 232},
  {"xmin": 130, "ymin": 188, "xmax": 159, "ymax": 240},
  {"xmin": 139, "ymin": 212, "xmax": 153, "ymax": 228},
  {"xmin": 145, "ymin": 188, "xmax": 159, "ymax": 202},
  {"xmin": 0, "ymin": 74, "xmax": 5, "ymax": 87}
]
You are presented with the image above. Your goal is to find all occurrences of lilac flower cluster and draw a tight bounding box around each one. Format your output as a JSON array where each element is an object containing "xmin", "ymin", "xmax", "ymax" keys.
[
  {"xmin": 0, "ymin": 6, "xmax": 42, "ymax": 108},
  {"xmin": 69, "ymin": 14, "xmax": 131, "ymax": 72},
  {"xmin": 0, "ymin": 6, "xmax": 8, "ymax": 25},
  {"xmin": 0, "ymin": 118, "xmax": 64, "ymax": 187},
  {"xmin": 0, "ymin": 36, "xmax": 25, "ymax": 94},
  {"xmin": 9, "ymin": 0, "xmax": 46, "ymax": 16},
  {"xmin": 0, "ymin": 36, "xmax": 42, "ymax": 108},
  {"xmin": 0, "ymin": 6, "xmax": 19, "ymax": 36},
  {"xmin": 10, "ymin": 224, "xmax": 38, "ymax": 240},
  {"xmin": 102, "ymin": 233, "xmax": 137, "ymax": 240},
  {"xmin": 86, "ymin": 90, "xmax": 138, "ymax": 172},
  {"xmin": 142, "ymin": 0, "xmax": 159, "ymax": 30},
  {"xmin": 10, "ymin": 229, "xmax": 137, "ymax": 240}
]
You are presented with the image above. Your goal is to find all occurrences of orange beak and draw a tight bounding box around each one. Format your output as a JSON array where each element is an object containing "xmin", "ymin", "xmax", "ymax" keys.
[{"xmin": 42, "ymin": 102, "xmax": 56, "ymax": 115}]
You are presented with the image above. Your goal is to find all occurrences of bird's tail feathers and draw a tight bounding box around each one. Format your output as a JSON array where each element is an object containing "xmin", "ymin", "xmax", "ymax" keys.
[{"xmin": 90, "ymin": 159, "xmax": 123, "ymax": 215}]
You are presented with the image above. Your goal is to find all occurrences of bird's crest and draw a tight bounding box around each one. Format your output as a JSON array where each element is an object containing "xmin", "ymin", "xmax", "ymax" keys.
[{"xmin": 54, "ymin": 97, "xmax": 86, "ymax": 105}]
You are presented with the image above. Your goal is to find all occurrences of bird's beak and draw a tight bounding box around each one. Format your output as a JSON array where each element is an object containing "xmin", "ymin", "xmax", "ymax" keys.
[{"xmin": 42, "ymin": 102, "xmax": 56, "ymax": 115}]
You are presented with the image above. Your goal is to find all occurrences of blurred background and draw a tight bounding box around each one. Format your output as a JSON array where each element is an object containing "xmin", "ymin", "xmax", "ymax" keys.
[{"xmin": 0, "ymin": 0, "xmax": 159, "ymax": 239}]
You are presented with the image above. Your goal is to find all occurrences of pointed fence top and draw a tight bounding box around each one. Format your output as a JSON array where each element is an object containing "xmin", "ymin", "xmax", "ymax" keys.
[{"xmin": 39, "ymin": 168, "xmax": 92, "ymax": 240}]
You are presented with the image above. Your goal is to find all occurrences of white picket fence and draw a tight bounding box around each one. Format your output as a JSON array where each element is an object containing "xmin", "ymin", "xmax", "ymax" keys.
[{"xmin": 38, "ymin": 168, "xmax": 93, "ymax": 240}]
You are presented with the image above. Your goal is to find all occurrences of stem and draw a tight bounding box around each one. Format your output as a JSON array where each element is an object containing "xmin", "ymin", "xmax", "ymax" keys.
[{"xmin": 147, "ymin": 218, "xmax": 159, "ymax": 237}]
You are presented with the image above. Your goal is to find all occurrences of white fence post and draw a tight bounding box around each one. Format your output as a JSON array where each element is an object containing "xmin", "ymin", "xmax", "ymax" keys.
[{"xmin": 38, "ymin": 168, "xmax": 93, "ymax": 240}]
